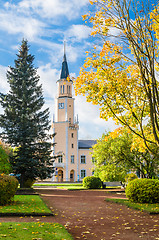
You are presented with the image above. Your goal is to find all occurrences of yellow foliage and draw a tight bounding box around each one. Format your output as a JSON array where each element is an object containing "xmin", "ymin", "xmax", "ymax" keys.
[
  {"xmin": 74, "ymin": 0, "xmax": 159, "ymax": 154},
  {"xmin": 109, "ymin": 127, "xmax": 123, "ymax": 139}
]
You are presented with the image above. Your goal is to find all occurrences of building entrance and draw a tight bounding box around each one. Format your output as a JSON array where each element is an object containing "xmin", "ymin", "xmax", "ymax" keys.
[
  {"xmin": 57, "ymin": 170, "xmax": 63, "ymax": 182},
  {"xmin": 70, "ymin": 170, "xmax": 75, "ymax": 182}
]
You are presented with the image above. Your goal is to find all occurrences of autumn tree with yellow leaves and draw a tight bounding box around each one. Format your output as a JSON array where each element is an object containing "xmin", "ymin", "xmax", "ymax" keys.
[{"xmin": 75, "ymin": 0, "xmax": 159, "ymax": 158}]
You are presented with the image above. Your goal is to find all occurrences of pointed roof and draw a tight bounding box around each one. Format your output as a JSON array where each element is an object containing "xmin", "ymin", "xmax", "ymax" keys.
[{"xmin": 60, "ymin": 42, "xmax": 69, "ymax": 79}]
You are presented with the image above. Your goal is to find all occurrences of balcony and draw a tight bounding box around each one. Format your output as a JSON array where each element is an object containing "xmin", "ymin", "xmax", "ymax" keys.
[
  {"xmin": 69, "ymin": 122, "xmax": 79, "ymax": 130},
  {"xmin": 54, "ymin": 162, "xmax": 65, "ymax": 168}
]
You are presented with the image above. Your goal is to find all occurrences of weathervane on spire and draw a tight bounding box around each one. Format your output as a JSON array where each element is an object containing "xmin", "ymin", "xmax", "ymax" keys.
[{"xmin": 64, "ymin": 40, "xmax": 66, "ymax": 55}]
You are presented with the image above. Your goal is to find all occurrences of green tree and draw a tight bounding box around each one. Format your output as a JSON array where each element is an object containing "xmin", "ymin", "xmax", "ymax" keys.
[
  {"xmin": 0, "ymin": 40, "xmax": 54, "ymax": 187},
  {"xmin": 0, "ymin": 140, "xmax": 12, "ymax": 174},
  {"xmin": 92, "ymin": 129, "xmax": 159, "ymax": 179}
]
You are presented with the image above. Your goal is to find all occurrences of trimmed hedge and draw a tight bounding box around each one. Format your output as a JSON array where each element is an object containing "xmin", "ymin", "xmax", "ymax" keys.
[
  {"xmin": 83, "ymin": 176, "xmax": 102, "ymax": 189},
  {"xmin": 125, "ymin": 178, "xmax": 159, "ymax": 203},
  {"xmin": 0, "ymin": 174, "xmax": 19, "ymax": 205}
]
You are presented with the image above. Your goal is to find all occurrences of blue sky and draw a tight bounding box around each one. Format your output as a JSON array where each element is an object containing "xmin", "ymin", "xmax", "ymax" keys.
[{"xmin": 0, "ymin": 0, "xmax": 117, "ymax": 140}]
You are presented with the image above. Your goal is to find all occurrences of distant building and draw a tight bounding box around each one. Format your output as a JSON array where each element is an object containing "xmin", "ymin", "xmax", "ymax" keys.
[{"xmin": 52, "ymin": 49, "xmax": 96, "ymax": 182}]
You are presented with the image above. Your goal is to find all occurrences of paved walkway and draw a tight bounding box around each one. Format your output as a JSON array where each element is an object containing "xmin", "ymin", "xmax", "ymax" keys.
[{"xmin": 0, "ymin": 189, "xmax": 159, "ymax": 240}]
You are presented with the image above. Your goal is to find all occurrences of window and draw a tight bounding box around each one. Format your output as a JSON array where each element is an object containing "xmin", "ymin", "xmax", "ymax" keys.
[
  {"xmin": 63, "ymin": 85, "xmax": 65, "ymax": 93},
  {"xmin": 69, "ymin": 118, "xmax": 71, "ymax": 123},
  {"xmin": 71, "ymin": 133, "xmax": 74, "ymax": 138},
  {"xmin": 69, "ymin": 86, "xmax": 70, "ymax": 94},
  {"xmin": 92, "ymin": 157, "xmax": 95, "ymax": 164},
  {"xmin": 81, "ymin": 155, "xmax": 86, "ymax": 164},
  {"xmin": 72, "ymin": 144, "xmax": 74, "ymax": 148},
  {"xmin": 58, "ymin": 155, "xmax": 63, "ymax": 163},
  {"xmin": 71, "ymin": 155, "xmax": 74, "ymax": 163},
  {"xmin": 59, "ymin": 103, "xmax": 64, "ymax": 109},
  {"xmin": 81, "ymin": 169, "xmax": 86, "ymax": 178},
  {"xmin": 60, "ymin": 85, "xmax": 62, "ymax": 94}
]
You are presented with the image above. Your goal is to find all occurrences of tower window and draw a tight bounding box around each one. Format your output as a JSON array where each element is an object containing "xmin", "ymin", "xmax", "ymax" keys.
[
  {"xmin": 71, "ymin": 133, "xmax": 74, "ymax": 138},
  {"xmin": 60, "ymin": 85, "xmax": 62, "ymax": 94},
  {"xmin": 71, "ymin": 155, "xmax": 74, "ymax": 163},
  {"xmin": 63, "ymin": 85, "xmax": 65, "ymax": 93},
  {"xmin": 72, "ymin": 144, "xmax": 74, "ymax": 148},
  {"xmin": 69, "ymin": 118, "xmax": 71, "ymax": 123},
  {"xmin": 69, "ymin": 86, "xmax": 70, "ymax": 94}
]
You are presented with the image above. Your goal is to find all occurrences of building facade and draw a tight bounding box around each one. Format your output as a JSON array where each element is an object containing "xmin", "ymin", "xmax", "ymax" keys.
[{"xmin": 52, "ymin": 51, "xmax": 96, "ymax": 182}]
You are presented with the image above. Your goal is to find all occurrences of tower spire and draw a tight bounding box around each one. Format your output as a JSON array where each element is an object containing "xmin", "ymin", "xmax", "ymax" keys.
[
  {"xmin": 60, "ymin": 42, "xmax": 69, "ymax": 79},
  {"xmin": 64, "ymin": 41, "xmax": 66, "ymax": 55}
]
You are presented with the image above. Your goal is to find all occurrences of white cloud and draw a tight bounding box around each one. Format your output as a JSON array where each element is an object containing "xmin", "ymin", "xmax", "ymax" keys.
[
  {"xmin": 37, "ymin": 63, "xmax": 60, "ymax": 98},
  {"xmin": 17, "ymin": 0, "xmax": 89, "ymax": 20},
  {"xmin": 66, "ymin": 25, "xmax": 91, "ymax": 41},
  {"xmin": 75, "ymin": 95, "xmax": 118, "ymax": 139},
  {"xmin": 0, "ymin": 12, "xmax": 46, "ymax": 41},
  {"xmin": 0, "ymin": 65, "xmax": 9, "ymax": 93}
]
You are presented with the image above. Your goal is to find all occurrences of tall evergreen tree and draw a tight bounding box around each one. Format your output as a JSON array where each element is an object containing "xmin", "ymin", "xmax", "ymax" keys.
[{"xmin": 0, "ymin": 40, "xmax": 54, "ymax": 187}]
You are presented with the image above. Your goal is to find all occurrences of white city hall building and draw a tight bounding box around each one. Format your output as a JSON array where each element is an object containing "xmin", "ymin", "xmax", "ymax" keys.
[{"xmin": 52, "ymin": 51, "xmax": 96, "ymax": 182}]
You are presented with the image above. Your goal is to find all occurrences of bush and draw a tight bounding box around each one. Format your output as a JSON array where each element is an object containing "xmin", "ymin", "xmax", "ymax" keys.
[
  {"xmin": 125, "ymin": 178, "xmax": 159, "ymax": 203},
  {"xmin": 0, "ymin": 174, "xmax": 19, "ymax": 205},
  {"xmin": 23, "ymin": 178, "xmax": 36, "ymax": 188},
  {"xmin": 83, "ymin": 176, "xmax": 102, "ymax": 189},
  {"xmin": 125, "ymin": 173, "xmax": 138, "ymax": 183}
]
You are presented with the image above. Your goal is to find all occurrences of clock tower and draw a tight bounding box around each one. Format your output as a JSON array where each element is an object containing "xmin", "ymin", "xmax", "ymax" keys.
[{"xmin": 52, "ymin": 48, "xmax": 79, "ymax": 182}]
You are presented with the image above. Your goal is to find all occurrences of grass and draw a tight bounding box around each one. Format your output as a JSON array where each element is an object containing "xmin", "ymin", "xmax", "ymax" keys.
[
  {"xmin": 105, "ymin": 198, "xmax": 159, "ymax": 214},
  {"xmin": 34, "ymin": 183, "xmax": 85, "ymax": 190},
  {"xmin": 34, "ymin": 183, "xmax": 83, "ymax": 187},
  {"xmin": 34, "ymin": 183, "xmax": 122, "ymax": 190},
  {"xmin": 0, "ymin": 195, "xmax": 52, "ymax": 214},
  {"xmin": 0, "ymin": 222, "xmax": 73, "ymax": 240}
]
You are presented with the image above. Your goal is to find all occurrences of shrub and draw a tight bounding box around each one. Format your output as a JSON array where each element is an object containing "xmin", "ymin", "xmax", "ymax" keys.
[
  {"xmin": 83, "ymin": 176, "xmax": 102, "ymax": 189},
  {"xmin": 125, "ymin": 178, "xmax": 159, "ymax": 203},
  {"xmin": 0, "ymin": 174, "xmax": 19, "ymax": 205},
  {"xmin": 125, "ymin": 173, "xmax": 138, "ymax": 183},
  {"xmin": 23, "ymin": 178, "xmax": 36, "ymax": 188}
]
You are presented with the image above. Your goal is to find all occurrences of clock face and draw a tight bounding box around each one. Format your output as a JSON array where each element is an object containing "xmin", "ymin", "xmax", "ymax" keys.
[{"xmin": 59, "ymin": 103, "xmax": 64, "ymax": 109}]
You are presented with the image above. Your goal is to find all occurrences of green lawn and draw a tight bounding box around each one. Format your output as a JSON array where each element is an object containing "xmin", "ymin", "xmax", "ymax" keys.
[
  {"xmin": 34, "ymin": 183, "xmax": 85, "ymax": 190},
  {"xmin": 0, "ymin": 195, "xmax": 51, "ymax": 214},
  {"xmin": 0, "ymin": 222, "xmax": 73, "ymax": 240},
  {"xmin": 33, "ymin": 183, "xmax": 121, "ymax": 190},
  {"xmin": 34, "ymin": 183, "xmax": 83, "ymax": 187},
  {"xmin": 105, "ymin": 198, "xmax": 159, "ymax": 214}
]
